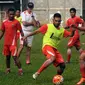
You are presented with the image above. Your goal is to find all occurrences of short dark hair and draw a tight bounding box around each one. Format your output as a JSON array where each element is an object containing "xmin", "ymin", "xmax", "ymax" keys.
[
  {"xmin": 27, "ymin": 2, "xmax": 34, "ymax": 8},
  {"xmin": 16, "ymin": 9, "xmax": 21, "ymax": 12},
  {"xmin": 70, "ymin": 8, "xmax": 76, "ymax": 13},
  {"xmin": 53, "ymin": 13, "xmax": 61, "ymax": 18},
  {"xmin": 7, "ymin": 8, "xmax": 15, "ymax": 13}
]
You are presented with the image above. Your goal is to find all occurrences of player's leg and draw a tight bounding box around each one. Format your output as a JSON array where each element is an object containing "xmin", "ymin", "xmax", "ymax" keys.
[
  {"xmin": 12, "ymin": 56, "xmax": 23, "ymax": 75},
  {"xmin": 33, "ymin": 45, "xmax": 56, "ymax": 79},
  {"xmin": 57, "ymin": 63, "xmax": 65, "ymax": 75},
  {"xmin": 54, "ymin": 50, "xmax": 65, "ymax": 75},
  {"xmin": 11, "ymin": 45, "xmax": 23, "ymax": 75},
  {"xmin": 3, "ymin": 45, "xmax": 11, "ymax": 74},
  {"xmin": 75, "ymin": 40, "xmax": 83, "ymax": 54},
  {"xmin": 66, "ymin": 36, "xmax": 77, "ymax": 63},
  {"xmin": 17, "ymin": 34, "xmax": 24, "ymax": 57},
  {"xmin": 26, "ymin": 35, "xmax": 33, "ymax": 65},
  {"xmin": 77, "ymin": 52, "xmax": 85, "ymax": 85},
  {"xmin": 6, "ymin": 55, "xmax": 11, "ymax": 74},
  {"xmin": 66, "ymin": 48, "xmax": 71, "ymax": 63}
]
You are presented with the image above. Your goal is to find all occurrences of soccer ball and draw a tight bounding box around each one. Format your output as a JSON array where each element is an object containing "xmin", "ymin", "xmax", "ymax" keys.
[{"xmin": 52, "ymin": 75, "xmax": 64, "ymax": 85}]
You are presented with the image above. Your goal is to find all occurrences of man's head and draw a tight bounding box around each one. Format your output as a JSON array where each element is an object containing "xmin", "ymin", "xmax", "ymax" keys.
[
  {"xmin": 15, "ymin": 9, "xmax": 21, "ymax": 17},
  {"xmin": 7, "ymin": 8, "xmax": 15, "ymax": 20},
  {"xmin": 53, "ymin": 13, "xmax": 61, "ymax": 28},
  {"xmin": 27, "ymin": 2, "xmax": 34, "ymax": 12},
  {"xmin": 70, "ymin": 8, "xmax": 76, "ymax": 18}
]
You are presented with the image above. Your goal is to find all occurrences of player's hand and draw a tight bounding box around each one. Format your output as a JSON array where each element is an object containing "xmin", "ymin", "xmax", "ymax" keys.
[
  {"xmin": 70, "ymin": 24, "xmax": 77, "ymax": 28},
  {"xmin": 23, "ymin": 36, "xmax": 27, "ymax": 41},
  {"xmin": 70, "ymin": 24, "xmax": 77, "ymax": 31}
]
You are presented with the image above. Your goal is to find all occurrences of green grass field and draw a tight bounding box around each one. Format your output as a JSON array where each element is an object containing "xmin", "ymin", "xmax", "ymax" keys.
[{"xmin": 0, "ymin": 33, "xmax": 85, "ymax": 85}]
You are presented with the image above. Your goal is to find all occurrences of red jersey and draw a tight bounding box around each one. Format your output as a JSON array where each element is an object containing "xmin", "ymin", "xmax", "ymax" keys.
[
  {"xmin": 39, "ymin": 24, "xmax": 71, "ymax": 37},
  {"xmin": 66, "ymin": 16, "xmax": 84, "ymax": 35},
  {"xmin": 1, "ymin": 19, "xmax": 22, "ymax": 45}
]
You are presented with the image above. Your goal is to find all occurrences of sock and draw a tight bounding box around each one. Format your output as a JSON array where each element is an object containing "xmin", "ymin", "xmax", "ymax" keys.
[
  {"xmin": 57, "ymin": 69, "xmax": 62, "ymax": 75},
  {"xmin": 80, "ymin": 64, "xmax": 85, "ymax": 78},
  {"xmin": 67, "ymin": 54, "xmax": 71, "ymax": 62},
  {"xmin": 26, "ymin": 56, "xmax": 30, "ymax": 63},
  {"xmin": 18, "ymin": 68, "xmax": 23, "ymax": 71},
  {"xmin": 37, "ymin": 58, "xmax": 53, "ymax": 74}
]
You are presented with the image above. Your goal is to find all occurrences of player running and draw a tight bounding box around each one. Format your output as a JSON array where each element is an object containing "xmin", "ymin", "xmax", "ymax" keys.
[
  {"xmin": 71, "ymin": 26, "xmax": 85, "ymax": 85},
  {"xmin": 65, "ymin": 8, "xmax": 84, "ymax": 63},
  {"xmin": 23, "ymin": 13, "xmax": 75, "ymax": 79}
]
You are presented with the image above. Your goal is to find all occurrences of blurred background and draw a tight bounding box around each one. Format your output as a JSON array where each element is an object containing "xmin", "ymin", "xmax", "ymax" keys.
[{"xmin": 0, "ymin": 0, "xmax": 85, "ymax": 25}]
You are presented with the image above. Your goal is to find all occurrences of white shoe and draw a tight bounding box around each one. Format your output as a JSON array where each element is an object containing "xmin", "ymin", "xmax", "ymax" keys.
[{"xmin": 32, "ymin": 72, "xmax": 39, "ymax": 79}]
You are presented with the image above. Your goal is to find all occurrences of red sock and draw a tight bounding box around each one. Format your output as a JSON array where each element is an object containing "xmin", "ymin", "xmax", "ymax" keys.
[
  {"xmin": 37, "ymin": 58, "xmax": 53, "ymax": 74},
  {"xmin": 80, "ymin": 64, "xmax": 85, "ymax": 78},
  {"xmin": 67, "ymin": 54, "xmax": 71, "ymax": 62}
]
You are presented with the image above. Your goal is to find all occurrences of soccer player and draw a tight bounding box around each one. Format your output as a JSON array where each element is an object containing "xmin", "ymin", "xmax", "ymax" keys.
[
  {"xmin": 0, "ymin": 8, "xmax": 24, "ymax": 75},
  {"xmin": 23, "ymin": 13, "xmax": 75, "ymax": 79},
  {"xmin": 65, "ymin": 8, "xmax": 84, "ymax": 63},
  {"xmin": 18, "ymin": 2, "xmax": 38, "ymax": 64},
  {"xmin": 71, "ymin": 26, "xmax": 85, "ymax": 85},
  {"xmin": 15, "ymin": 9, "xmax": 22, "ymax": 40}
]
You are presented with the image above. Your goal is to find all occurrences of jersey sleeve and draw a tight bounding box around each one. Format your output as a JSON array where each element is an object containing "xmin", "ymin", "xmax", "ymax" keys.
[
  {"xmin": 39, "ymin": 24, "xmax": 48, "ymax": 34},
  {"xmin": 77, "ymin": 17, "xmax": 84, "ymax": 24},
  {"xmin": 63, "ymin": 30, "xmax": 71, "ymax": 37},
  {"xmin": 1, "ymin": 22, "xmax": 5, "ymax": 31}
]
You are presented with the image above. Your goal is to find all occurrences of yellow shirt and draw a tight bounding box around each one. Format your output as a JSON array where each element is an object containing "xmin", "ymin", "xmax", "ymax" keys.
[{"xmin": 15, "ymin": 16, "xmax": 22, "ymax": 24}]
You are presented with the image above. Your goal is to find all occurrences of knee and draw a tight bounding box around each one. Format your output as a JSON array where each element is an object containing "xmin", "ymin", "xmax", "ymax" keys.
[
  {"xmin": 20, "ymin": 44, "xmax": 24, "ymax": 49},
  {"xmin": 67, "ymin": 48, "xmax": 71, "ymax": 54}
]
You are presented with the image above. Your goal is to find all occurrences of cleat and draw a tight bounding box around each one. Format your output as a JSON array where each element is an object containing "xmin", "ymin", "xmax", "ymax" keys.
[
  {"xmin": 32, "ymin": 72, "xmax": 39, "ymax": 79},
  {"xmin": 18, "ymin": 69, "xmax": 23, "ymax": 76},
  {"xmin": 65, "ymin": 61, "xmax": 70, "ymax": 64},
  {"xmin": 26, "ymin": 62, "xmax": 31, "ymax": 65},
  {"xmin": 77, "ymin": 78, "xmax": 85, "ymax": 85},
  {"xmin": 26, "ymin": 60, "xmax": 31, "ymax": 65},
  {"xmin": 5, "ymin": 69, "xmax": 10, "ymax": 74}
]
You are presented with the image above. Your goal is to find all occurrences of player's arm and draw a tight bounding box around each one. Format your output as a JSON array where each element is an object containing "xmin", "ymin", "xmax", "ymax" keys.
[
  {"xmin": 63, "ymin": 28, "xmax": 75, "ymax": 38},
  {"xmin": 21, "ymin": 12, "xmax": 34, "ymax": 26},
  {"xmin": 64, "ymin": 19, "xmax": 70, "ymax": 29},
  {"xmin": 71, "ymin": 24, "xmax": 85, "ymax": 31},
  {"xmin": 77, "ymin": 27, "xmax": 85, "ymax": 31},
  {"xmin": 31, "ymin": 13, "xmax": 37, "ymax": 27},
  {"xmin": 22, "ymin": 21, "xmax": 34, "ymax": 26},
  {"xmin": 23, "ymin": 29, "xmax": 40, "ymax": 40},
  {"xmin": 23, "ymin": 24, "xmax": 48, "ymax": 40},
  {"xmin": 17, "ymin": 21, "xmax": 24, "ymax": 37},
  {"xmin": 20, "ymin": 29, "xmax": 24, "ymax": 37},
  {"xmin": 0, "ymin": 30, "xmax": 4, "ymax": 39}
]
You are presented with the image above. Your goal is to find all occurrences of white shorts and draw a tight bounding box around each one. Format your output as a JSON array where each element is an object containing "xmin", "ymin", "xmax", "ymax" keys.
[{"xmin": 20, "ymin": 31, "xmax": 34, "ymax": 47}]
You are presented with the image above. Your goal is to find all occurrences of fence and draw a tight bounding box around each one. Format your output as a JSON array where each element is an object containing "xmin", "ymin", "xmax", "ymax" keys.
[{"xmin": 0, "ymin": 11, "xmax": 6, "ymax": 25}]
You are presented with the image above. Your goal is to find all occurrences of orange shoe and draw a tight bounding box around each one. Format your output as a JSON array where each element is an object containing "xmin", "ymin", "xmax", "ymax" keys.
[
  {"xmin": 26, "ymin": 60, "xmax": 31, "ymax": 65},
  {"xmin": 77, "ymin": 78, "xmax": 85, "ymax": 85}
]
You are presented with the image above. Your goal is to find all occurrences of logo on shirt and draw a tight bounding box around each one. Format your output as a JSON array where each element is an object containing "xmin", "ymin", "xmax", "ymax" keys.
[{"xmin": 12, "ymin": 24, "xmax": 15, "ymax": 28}]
